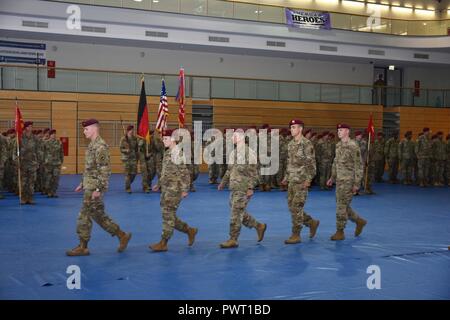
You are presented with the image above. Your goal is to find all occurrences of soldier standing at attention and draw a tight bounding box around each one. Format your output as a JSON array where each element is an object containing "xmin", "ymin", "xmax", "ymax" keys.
[
  {"xmin": 119, "ymin": 125, "xmax": 138, "ymax": 193},
  {"xmin": 218, "ymin": 129, "xmax": 267, "ymax": 249},
  {"xmin": 281, "ymin": 119, "xmax": 320, "ymax": 244},
  {"xmin": 384, "ymin": 132, "xmax": 400, "ymax": 184},
  {"xmin": 327, "ymin": 123, "xmax": 367, "ymax": 241},
  {"xmin": 432, "ymin": 131, "xmax": 446, "ymax": 187},
  {"xmin": 150, "ymin": 129, "xmax": 198, "ymax": 252},
  {"xmin": 44, "ymin": 129, "xmax": 64, "ymax": 197},
  {"xmin": 137, "ymin": 136, "xmax": 153, "ymax": 193},
  {"xmin": 398, "ymin": 131, "xmax": 415, "ymax": 185},
  {"xmin": 0, "ymin": 131, "xmax": 7, "ymax": 199},
  {"xmin": 373, "ymin": 132, "xmax": 385, "ymax": 182},
  {"xmin": 415, "ymin": 127, "xmax": 432, "ymax": 187},
  {"xmin": 446, "ymin": 133, "xmax": 450, "ymax": 186},
  {"xmin": 66, "ymin": 119, "xmax": 132, "ymax": 256}
]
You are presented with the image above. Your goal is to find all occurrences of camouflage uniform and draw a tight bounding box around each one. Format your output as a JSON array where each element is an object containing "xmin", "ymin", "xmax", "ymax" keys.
[
  {"xmin": 77, "ymin": 136, "xmax": 121, "ymax": 242},
  {"xmin": 119, "ymin": 135, "xmax": 138, "ymax": 191},
  {"xmin": 187, "ymin": 141, "xmax": 199, "ymax": 192},
  {"xmin": 159, "ymin": 147, "xmax": 192, "ymax": 241},
  {"xmin": 373, "ymin": 136, "xmax": 385, "ymax": 182},
  {"xmin": 207, "ymin": 138, "xmax": 220, "ymax": 184},
  {"xmin": 277, "ymin": 134, "xmax": 289, "ymax": 190},
  {"xmin": 0, "ymin": 135, "xmax": 6, "ymax": 198},
  {"xmin": 384, "ymin": 137, "xmax": 399, "ymax": 183},
  {"xmin": 446, "ymin": 137, "xmax": 450, "ymax": 186},
  {"xmin": 152, "ymin": 133, "xmax": 165, "ymax": 188},
  {"xmin": 331, "ymin": 139, "xmax": 364, "ymax": 231},
  {"xmin": 44, "ymin": 137, "xmax": 64, "ymax": 196},
  {"xmin": 432, "ymin": 137, "xmax": 446, "ymax": 186},
  {"xmin": 398, "ymin": 137, "xmax": 415, "ymax": 185},
  {"xmin": 284, "ymin": 135, "xmax": 318, "ymax": 238},
  {"xmin": 415, "ymin": 134, "xmax": 432, "ymax": 187},
  {"xmin": 137, "ymin": 138, "xmax": 153, "ymax": 192},
  {"xmin": 319, "ymin": 138, "xmax": 335, "ymax": 190},
  {"xmin": 15, "ymin": 133, "xmax": 38, "ymax": 203},
  {"xmin": 221, "ymin": 144, "xmax": 263, "ymax": 241}
]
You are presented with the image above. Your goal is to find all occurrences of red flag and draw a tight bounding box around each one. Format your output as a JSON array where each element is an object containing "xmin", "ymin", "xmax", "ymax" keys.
[
  {"xmin": 176, "ymin": 68, "xmax": 185, "ymax": 128},
  {"xmin": 367, "ymin": 113, "xmax": 375, "ymax": 141},
  {"xmin": 137, "ymin": 79, "xmax": 150, "ymax": 143},
  {"xmin": 15, "ymin": 101, "xmax": 24, "ymax": 145}
]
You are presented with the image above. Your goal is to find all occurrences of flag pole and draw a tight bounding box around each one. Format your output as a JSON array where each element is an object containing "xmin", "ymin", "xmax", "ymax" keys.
[{"xmin": 15, "ymin": 97, "xmax": 23, "ymax": 204}]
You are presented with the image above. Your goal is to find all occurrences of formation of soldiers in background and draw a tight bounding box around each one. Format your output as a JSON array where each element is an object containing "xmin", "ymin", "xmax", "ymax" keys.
[
  {"xmin": 0, "ymin": 121, "xmax": 64, "ymax": 203},
  {"xmin": 207, "ymin": 125, "xmax": 450, "ymax": 192}
]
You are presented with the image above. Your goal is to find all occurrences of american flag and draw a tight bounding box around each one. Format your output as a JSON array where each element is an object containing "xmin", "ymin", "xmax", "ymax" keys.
[
  {"xmin": 176, "ymin": 68, "xmax": 185, "ymax": 128},
  {"xmin": 156, "ymin": 79, "xmax": 168, "ymax": 132}
]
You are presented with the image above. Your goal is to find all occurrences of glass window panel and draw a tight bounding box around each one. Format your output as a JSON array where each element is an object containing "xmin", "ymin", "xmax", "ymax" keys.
[
  {"xmin": 91, "ymin": 0, "xmax": 122, "ymax": 7},
  {"xmin": 77, "ymin": 71, "xmax": 108, "ymax": 93},
  {"xmin": 330, "ymin": 13, "xmax": 351, "ymax": 30},
  {"xmin": 108, "ymin": 72, "xmax": 135, "ymax": 94},
  {"xmin": 137, "ymin": 74, "xmax": 163, "ymax": 96},
  {"xmin": 256, "ymin": 80, "xmax": 278, "ymax": 100},
  {"xmin": 151, "ymin": 0, "xmax": 179, "ymax": 13},
  {"xmin": 385, "ymin": 87, "xmax": 401, "ymax": 107},
  {"xmin": 300, "ymin": 83, "xmax": 320, "ymax": 102},
  {"xmin": 48, "ymin": 70, "xmax": 77, "ymax": 92},
  {"xmin": 192, "ymin": 77, "xmax": 210, "ymax": 99},
  {"xmin": 181, "ymin": 0, "xmax": 207, "ymax": 16},
  {"xmin": 444, "ymin": 90, "xmax": 450, "ymax": 108},
  {"xmin": 207, "ymin": 0, "xmax": 233, "ymax": 18},
  {"xmin": 279, "ymin": 82, "xmax": 300, "ymax": 101},
  {"xmin": 428, "ymin": 90, "xmax": 444, "ymax": 107},
  {"xmin": 234, "ymin": 2, "xmax": 259, "ymax": 21},
  {"xmin": 402, "ymin": 88, "xmax": 413, "ymax": 106},
  {"xmin": 351, "ymin": 15, "xmax": 368, "ymax": 32},
  {"xmin": 340, "ymin": 86, "xmax": 360, "ymax": 104},
  {"xmin": 412, "ymin": 90, "xmax": 427, "ymax": 106},
  {"xmin": 391, "ymin": 19, "xmax": 408, "ymax": 35},
  {"xmin": 235, "ymin": 79, "xmax": 256, "ymax": 99},
  {"xmin": 211, "ymin": 78, "xmax": 234, "ymax": 98},
  {"xmin": 38, "ymin": 68, "xmax": 48, "ymax": 91},
  {"xmin": 258, "ymin": 5, "xmax": 283, "ymax": 23},
  {"xmin": 320, "ymin": 84, "xmax": 340, "ymax": 103},
  {"xmin": 360, "ymin": 87, "xmax": 373, "ymax": 104},
  {"xmin": 1, "ymin": 67, "xmax": 17, "ymax": 90},
  {"xmin": 15, "ymin": 67, "xmax": 37, "ymax": 90},
  {"xmin": 163, "ymin": 75, "xmax": 182, "ymax": 97},
  {"xmin": 122, "ymin": 0, "xmax": 151, "ymax": 10}
]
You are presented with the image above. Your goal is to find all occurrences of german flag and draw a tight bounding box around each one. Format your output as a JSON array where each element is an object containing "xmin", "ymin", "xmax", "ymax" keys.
[{"xmin": 137, "ymin": 78, "xmax": 150, "ymax": 143}]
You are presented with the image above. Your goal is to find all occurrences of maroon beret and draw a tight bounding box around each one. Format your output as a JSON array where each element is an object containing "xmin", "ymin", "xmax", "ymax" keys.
[
  {"xmin": 322, "ymin": 131, "xmax": 329, "ymax": 135},
  {"xmin": 43, "ymin": 128, "xmax": 50, "ymax": 133},
  {"xmin": 432, "ymin": 134, "xmax": 437, "ymax": 139},
  {"xmin": 354, "ymin": 131, "xmax": 362, "ymax": 136},
  {"xmin": 261, "ymin": 123, "xmax": 270, "ymax": 129},
  {"xmin": 127, "ymin": 125, "xmax": 134, "ymax": 131},
  {"xmin": 337, "ymin": 123, "xmax": 351, "ymax": 129},
  {"xmin": 162, "ymin": 129, "xmax": 174, "ymax": 137},
  {"xmin": 289, "ymin": 119, "xmax": 304, "ymax": 127},
  {"xmin": 35, "ymin": 130, "xmax": 43, "ymax": 134},
  {"xmin": 405, "ymin": 131, "xmax": 412, "ymax": 136},
  {"xmin": 311, "ymin": 132, "xmax": 317, "ymax": 137},
  {"xmin": 423, "ymin": 127, "xmax": 430, "ymax": 132},
  {"xmin": 303, "ymin": 129, "xmax": 311, "ymax": 135},
  {"xmin": 49, "ymin": 129, "xmax": 56, "ymax": 135},
  {"xmin": 437, "ymin": 131, "xmax": 443, "ymax": 135},
  {"xmin": 328, "ymin": 133, "xmax": 335, "ymax": 138},
  {"xmin": 446, "ymin": 134, "xmax": 450, "ymax": 140},
  {"xmin": 24, "ymin": 121, "xmax": 33, "ymax": 128},
  {"xmin": 82, "ymin": 118, "xmax": 99, "ymax": 127},
  {"xmin": 377, "ymin": 132, "xmax": 384, "ymax": 137},
  {"xmin": 418, "ymin": 132, "xmax": 424, "ymax": 137},
  {"xmin": 9, "ymin": 129, "xmax": 16, "ymax": 134}
]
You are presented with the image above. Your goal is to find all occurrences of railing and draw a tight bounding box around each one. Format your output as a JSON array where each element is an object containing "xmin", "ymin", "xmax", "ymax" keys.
[
  {"xmin": 1, "ymin": 64, "xmax": 449, "ymax": 107},
  {"xmin": 43, "ymin": 0, "xmax": 450, "ymax": 36}
]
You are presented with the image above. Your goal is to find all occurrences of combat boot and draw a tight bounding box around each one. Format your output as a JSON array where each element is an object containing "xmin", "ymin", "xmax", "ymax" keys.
[
  {"xmin": 66, "ymin": 240, "xmax": 90, "ymax": 256},
  {"xmin": 220, "ymin": 239, "xmax": 238, "ymax": 249},
  {"xmin": 354, "ymin": 217, "xmax": 367, "ymax": 237},
  {"xmin": 284, "ymin": 233, "xmax": 301, "ymax": 244},
  {"xmin": 330, "ymin": 230, "xmax": 345, "ymax": 241},
  {"xmin": 264, "ymin": 184, "xmax": 271, "ymax": 192},
  {"xmin": 309, "ymin": 219, "xmax": 320, "ymax": 239},
  {"xmin": 187, "ymin": 227, "xmax": 198, "ymax": 246},
  {"xmin": 259, "ymin": 184, "xmax": 265, "ymax": 192},
  {"xmin": 256, "ymin": 223, "xmax": 267, "ymax": 242},
  {"xmin": 116, "ymin": 230, "xmax": 132, "ymax": 252},
  {"xmin": 149, "ymin": 239, "xmax": 168, "ymax": 252}
]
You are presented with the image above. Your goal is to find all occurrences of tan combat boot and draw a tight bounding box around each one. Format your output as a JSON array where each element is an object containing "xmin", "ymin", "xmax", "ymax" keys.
[
  {"xmin": 66, "ymin": 240, "xmax": 90, "ymax": 256},
  {"xmin": 117, "ymin": 230, "xmax": 132, "ymax": 252},
  {"xmin": 149, "ymin": 239, "xmax": 168, "ymax": 252},
  {"xmin": 220, "ymin": 239, "xmax": 238, "ymax": 249},
  {"xmin": 309, "ymin": 219, "xmax": 320, "ymax": 239},
  {"xmin": 256, "ymin": 223, "xmax": 267, "ymax": 242},
  {"xmin": 284, "ymin": 233, "xmax": 301, "ymax": 244},
  {"xmin": 355, "ymin": 218, "xmax": 367, "ymax": 237},
  {"xmin": 187, "ymin": 227, "xmax": 198, "ymax": 246},
  {"xmin": 330, "ymin": 230, "xmax": 345, "ymax": 241},
  {"xmin": 126, "ymin": 187, "xmax": 131, "ymax": 194}
]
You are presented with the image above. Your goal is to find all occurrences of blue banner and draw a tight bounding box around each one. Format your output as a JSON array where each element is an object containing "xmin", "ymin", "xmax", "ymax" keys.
[
  {"xmin": 0, "ymin": 40, "xmax": 46, "ymax": 65},
  {"xmin": 285, "ymin": 8, "xmax": 331, "ymax": 30}
]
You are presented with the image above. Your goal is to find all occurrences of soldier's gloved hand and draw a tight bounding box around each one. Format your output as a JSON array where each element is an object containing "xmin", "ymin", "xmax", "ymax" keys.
[
  {"xmin": 181, "ymin": 191, "xmax": 188, "ymax": 198},
  {"xmin": 303, "ymin": 180, "xmax": 311, "ymax": 189},
  {"xmin": 281, "ymin": 179, "xmax": 287, "ymax": 186},
  {"xmin": 246, "ymin": 189, "xmax": 254, "ymax": 199},
  {"xmin": 74, "ymin": 184, "xmax": 83, "ymax": 192},
  {"xmin": 152, "ymin": 185, "xmax": 160, "ymax": 192},
  {"xmin": 218, "ymin": 183, "xmax": 224, "ymax": 191},
  {"xmin": 352, "ymin": 186, "xmax": 359, "ymax": 193},
  {"xmin": 326, "ymin": 178, "xmax": 333, "ymax": 187},
  {"xmin": 92, "ymin": 190, "xmax": 101, "ymax": 199}
]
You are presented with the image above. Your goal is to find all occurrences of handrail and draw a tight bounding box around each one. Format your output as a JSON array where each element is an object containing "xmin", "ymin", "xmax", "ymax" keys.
[{"xmin": 1, "ymin": 64, "xmax": 449, "ymax": 91}]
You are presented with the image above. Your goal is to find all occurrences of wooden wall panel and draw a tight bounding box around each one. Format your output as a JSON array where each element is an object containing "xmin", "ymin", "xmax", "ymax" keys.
[{"xmin": 398, "ymin": 106, "xmax": 450, "ymax": 139}]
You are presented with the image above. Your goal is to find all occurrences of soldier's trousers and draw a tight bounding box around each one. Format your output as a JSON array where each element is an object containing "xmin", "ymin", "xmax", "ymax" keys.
[
  {"xmin": 374, "ymin": 159, "xmax": 385, "ymax": 181},
  {"xmin": 219, "ymin": 164, "xmax": 227, "ymax": 180},
  {"xmin": 20, "ymin": 163, "xmax": 37, "ymax": 201},
  {"xmin": 139, "ymin": 157, "xmax": 154, "ymax": 190},
  {"xmin": 287, "ymin": 182, "xmax": 314, "ymax": 234},
  {"xmin": 0, "ymin": 164, "xmax": 4, "ymax": 191},
  {"xmin": 123, "ymin": 161, "xmax": 137, "ymax": 189},
  {"xmin": 387, "ymin": 158, "xmax": 398, "ymax": 182},
  {"xmin": 160, "ymin": 188, "xmax": 189, "ymax": 241},
  {"xmin": 319, "ymin": 162, "xmax": 332, "ymax": 189},
  {"xmin": 276, "ymin": 159, "xmax": 287, "ymax": 185},
  {"xmin": 189, "ymin": 165, "xmax": 199, "ymax": 189},
  {"xmin": 335, "ymin": 180, "xmax": 360, "ymax": 230},
  {"xmin": 229, "ymin": 190, "xmax": 259, "ymax": 241},
  {"xmin": 417, "ymin": 158, "xmax": 431, "ymax": 185},
  {"xmin": 400, "ymin": 159, "xmax": 414, "ymax": 183},
  {"xmin": 208, "ymin": 163, "xmax": 219, "ymax": 181},
  {"xmin": 46, "ymin": 165, "xmax": 61, "ymax": 194},
  {"xmin": 77, "ymin": 191, "xmax": 120, "ymax": 242},
  {"xmin": 446, "ymin": 160, "xmax": 450, "ymax": 185},
  {"xmin": 434, "ymin": 160, "xmax": 445, "ymax": 184}
]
